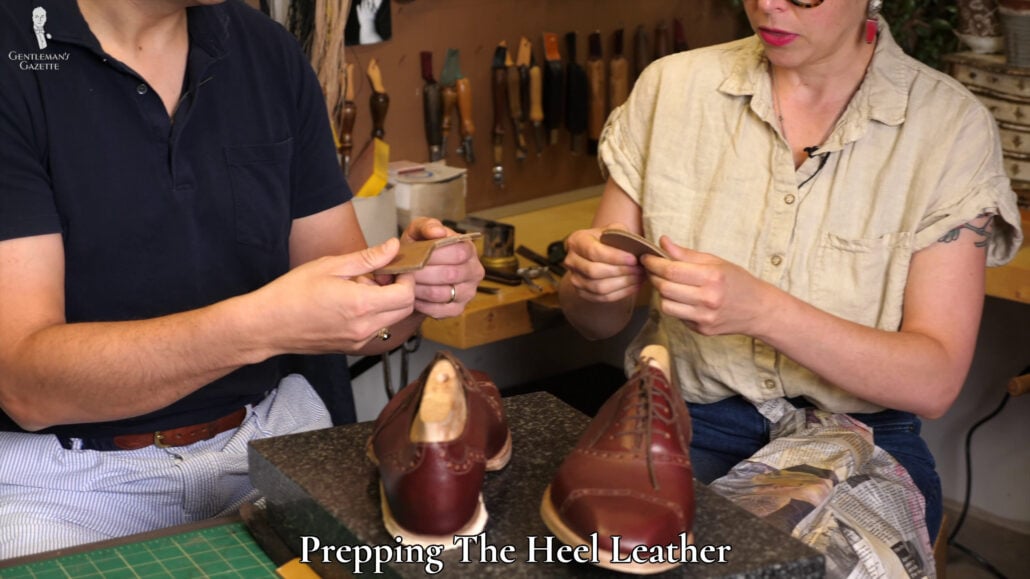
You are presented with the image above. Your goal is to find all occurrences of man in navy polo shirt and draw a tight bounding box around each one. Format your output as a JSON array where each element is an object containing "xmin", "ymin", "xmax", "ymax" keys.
[{"xmin": 0, "ymin": 0, "xmax": 484, "ymax": 558}]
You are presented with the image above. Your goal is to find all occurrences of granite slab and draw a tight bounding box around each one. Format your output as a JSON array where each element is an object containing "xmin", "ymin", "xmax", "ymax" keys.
[{"xmin": 249, "ymin": 392, "xmax": 824, "ymax": 578}]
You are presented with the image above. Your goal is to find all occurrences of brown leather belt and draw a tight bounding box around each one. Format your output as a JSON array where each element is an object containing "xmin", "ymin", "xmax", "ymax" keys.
[{"xmin": 111, "ymin": 407, "xmax": 247, "ymax": 450}]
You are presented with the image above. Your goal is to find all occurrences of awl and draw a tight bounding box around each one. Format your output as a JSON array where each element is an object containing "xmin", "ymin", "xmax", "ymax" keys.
[
  {"xmin": 336, "ymin": 62, "xmax": 356, "ymax": 177},
  {"xmin": 367, "ymin": 58, "xmax": 389, "ymax": 140},
  {"xmin": 542, "ymin": 32, "xmax": 564, "ymax": 146},
  {"xmin": 506, "ymin": 43, "xmax": 528, "ymax": 161},
  {"xmin": 609, "ymin": 29, "xmax": 629, "ymax": 110}
]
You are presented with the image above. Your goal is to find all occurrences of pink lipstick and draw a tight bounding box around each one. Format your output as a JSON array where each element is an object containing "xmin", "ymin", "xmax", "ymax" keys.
[{"xmin": 758, "ymin": 27, "xmax": 798, "ymax": 47}]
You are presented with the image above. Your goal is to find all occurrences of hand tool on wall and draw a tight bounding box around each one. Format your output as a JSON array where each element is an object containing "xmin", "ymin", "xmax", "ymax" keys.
[
  {"xmin": 506, "ymin": 44, "xmax": 528, "ymax": 162},
  {"xmin": 337, "ymin": 63, "xmax": 357, "ymax": 177},
  {"xmin": 367, "ymin": 58, "xmax": 389, "ymax": 140},
  {"xmin": 491, "ymin": 42, "xmax": 509, "ymax": 187},
  {"xmin": 674, "ymin": 18, "xmax": 689, "ymax": 53},
  {"xmin": 440, "ymin": 49, "xmax": 476, "ymax": 165},
  {"xmin": 420, "ymin": 51, "xmax": 444, "ymax": 162},
  {"xmin": 542, "ymin": 32, "xmax": 564, "ymax": 146},
  {"xmin": 654, "ymin": 19, "xmax": 671, "ymax": 60},
  {"xmin": 609, "ymin": 28, "xmax": 630, "ymax": 110},
  {"xmin": 565, "ymin": 31, "xmax": 588, "ymax": 155},
  {"xmin": 439, "ymin": 49, "xmax": 460, "ymax": 159},
  {"xmin": 517, "ymin": 37, "xmax": 541, "ymax": 157},
  {"xmin": 585, "ymin": 30, "xmax": 606, "ymax": 156},
  {"xmin": 528, "ymin": 49, "xmax": 545, "ymax": 156},
  {"xmin": 634, "ymin": 24, "xmax": 651, "ymax": 81}
]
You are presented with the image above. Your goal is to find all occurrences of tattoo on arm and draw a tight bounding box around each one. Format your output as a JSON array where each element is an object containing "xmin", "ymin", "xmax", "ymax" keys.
[{"xmin": 938, "ymin": 215, "xmax": 994, "ymax": 248}]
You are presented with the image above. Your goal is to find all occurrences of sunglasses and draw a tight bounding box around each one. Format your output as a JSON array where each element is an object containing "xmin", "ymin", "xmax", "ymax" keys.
[{"xmin": 789, "ymin": 0, "xmax": 826, "ymax": 7}]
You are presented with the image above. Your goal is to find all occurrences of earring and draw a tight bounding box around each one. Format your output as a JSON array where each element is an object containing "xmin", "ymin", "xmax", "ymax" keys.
[{"xmin": 866, "ymin": 0, "xmax": 882, "ymax": 44}]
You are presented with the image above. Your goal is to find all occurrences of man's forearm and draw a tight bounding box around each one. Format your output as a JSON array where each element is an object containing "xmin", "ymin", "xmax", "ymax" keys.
[{"xmin": 0, "ymin": 293, "xmax": 268, "ymax": 431}]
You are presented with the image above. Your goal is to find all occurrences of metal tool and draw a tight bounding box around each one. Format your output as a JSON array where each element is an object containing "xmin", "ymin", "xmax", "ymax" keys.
[
  {"xmin": 542, "ymin": 32, "xmax": 564, "ymax": 146},
  {"xmin": 609, "ymin": 29, "xmax": 630, "ymax": 110},
  {"xmin": 516, "ymin": 244, "xmax": 566, "ymax": 277},
  {"xmin": 367, "ymin": 58, "xmax": 389, "ymax": 140},
  {"xmin": 337, "ymin": 63, "xmax": 357, "ymax": 177},
  {"xmin": 491, "ymin": 42, "xmax": 509, "ymax": 187},
  {"xmin": 565, "ymin": 32, "xmax": 588, "ymax": 155},
  {"xmin": 421, "ymin": 51, "xmax": 444, "ymax": 162},
  {"xmin": 517, "ymin": 265, "xmax": 557, "ymax": 292},
  {"xmin": 585, "ymin": 30, "xmax": 606, "ymax": 156}
]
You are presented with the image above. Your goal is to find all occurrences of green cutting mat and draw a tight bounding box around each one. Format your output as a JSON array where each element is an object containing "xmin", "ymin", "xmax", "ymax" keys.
[{"xmin": 1, "ymin": 523, "xmax": 277, "ymax": 578}]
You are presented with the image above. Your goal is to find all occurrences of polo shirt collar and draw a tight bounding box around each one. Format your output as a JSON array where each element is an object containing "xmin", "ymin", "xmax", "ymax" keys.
[{"xmin": 718, "ymin": 15, "xmax": 911, "ymax": 144}]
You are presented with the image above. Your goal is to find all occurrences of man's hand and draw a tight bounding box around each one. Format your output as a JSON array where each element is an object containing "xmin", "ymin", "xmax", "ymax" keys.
[
  {"xmin": 643, "ymin": 236, "xmax": 772, "ymax": 337},
  {"xmin": 562, "ymin": 223, "xmax": 645, "ymax": 303},
  {"xmin": 395, "ymin": 217, "xmax": 485, "ymax": 319},
  {"xmin": 254, "ymin": 237, "xmax": 416, "ymax": 354}
]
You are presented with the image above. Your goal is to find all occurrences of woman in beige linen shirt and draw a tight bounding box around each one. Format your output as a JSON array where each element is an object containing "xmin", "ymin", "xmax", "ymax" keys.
[{"xmin": 559, "ymin": 0, "xmax": 1023, "ymax": 542}]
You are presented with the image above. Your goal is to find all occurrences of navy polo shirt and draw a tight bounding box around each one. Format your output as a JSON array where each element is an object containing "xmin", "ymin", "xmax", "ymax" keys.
[{"xmin": 0, "ymin": 0, "xmax": 354, "ymax": 435}]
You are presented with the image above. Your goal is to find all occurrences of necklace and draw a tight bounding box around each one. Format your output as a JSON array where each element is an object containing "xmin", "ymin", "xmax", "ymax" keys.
[{"xmin": 770, "ymin": 68, "xmax": 850, "ymax": 158}]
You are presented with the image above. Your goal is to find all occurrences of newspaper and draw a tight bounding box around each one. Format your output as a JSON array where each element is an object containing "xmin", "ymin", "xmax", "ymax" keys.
[{"xmin": 709, "ymin": 398, "xmax": 935, "ymax": 579}]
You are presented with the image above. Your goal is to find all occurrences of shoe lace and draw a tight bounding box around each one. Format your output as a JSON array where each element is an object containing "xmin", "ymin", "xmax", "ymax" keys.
[{"xmin": 610, "ymin": 367, "xmax": 673, "ymax": 491}]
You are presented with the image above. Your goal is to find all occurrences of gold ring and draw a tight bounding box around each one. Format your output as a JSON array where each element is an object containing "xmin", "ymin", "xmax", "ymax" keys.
[
  {"xmin": 446, "ymin": 284, "xmax": 457, "ymax": 304},
  {"xmin": 377, "ymin": 327, "xmax": 391, "ymax": 341}
]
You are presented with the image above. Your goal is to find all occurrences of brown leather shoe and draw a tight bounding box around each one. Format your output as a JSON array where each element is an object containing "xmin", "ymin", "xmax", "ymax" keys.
[
  {"xmin": 368, "ymin": 351, "xmax": 512, "ymax": 547},
  {"xmin": 541, "ymin": 345, "xmax": 695, "ymax": 574}
]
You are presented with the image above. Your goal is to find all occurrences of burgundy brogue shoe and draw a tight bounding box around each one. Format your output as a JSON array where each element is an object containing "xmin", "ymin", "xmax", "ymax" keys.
[
  {"xmin": 541, "ymin": 345, "xmax": 695, "ymax": 574},
  {"xmin": 368, "ymin": 351, "xmax": 512, "ymax": 547}
]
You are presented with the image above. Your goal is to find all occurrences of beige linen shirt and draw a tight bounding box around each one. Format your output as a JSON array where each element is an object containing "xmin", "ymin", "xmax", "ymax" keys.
[{"xmin": 599, "ymin": 24, "xmax": 1023, "ymax": 413}]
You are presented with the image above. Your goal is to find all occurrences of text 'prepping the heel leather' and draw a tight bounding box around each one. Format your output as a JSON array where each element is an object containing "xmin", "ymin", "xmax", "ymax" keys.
[{"xmin": 299, "ymin": 532, "xmax": 732, "ymax": 573}]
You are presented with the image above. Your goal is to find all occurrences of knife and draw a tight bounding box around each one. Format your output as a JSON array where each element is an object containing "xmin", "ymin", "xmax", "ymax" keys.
[
  {"xmin": 439, "ymin": 49, "xmax": 460, "ymax": 160},
  {"xmin": 634, "ymin": 24, "xmax": 651, "ymax": 81},
  {"xmin": 585, "ymin": 30, "xmax": 606, "ymax": 156},
  {"xmin": 517, "ymin": 37, "xmax": 540, "ymax": 157},
  {"xmin": 367, "ymin": 58, "xmax": 389, "ymax": 140},
  {"xmin": 337, "ymin": 62, "xmax": 356, "ymax": 177},
  {"xmin": 456, "ymin": 74, "xmax": 475, "ymax": 164},
  {"xmin": 421, "ymin": 51, "xmax": 443, "ymax": 162},
  {"xmin": 491, "ymin": 43, "xmax": 508, "ymax": 187},
  {"xmin": 565, "ymin": 31, "xmax": 588, "ymax": 155},
  {"xmin": 542, "ymin": 32, "xmax": 564, "ymax": 146},
  {"xmin": 609, "ymin": 29, "xmax": 629, "ymax": 110},
  {"xmin": 506, "ymin": 44, "xmax": 528, "ymax": 161}
]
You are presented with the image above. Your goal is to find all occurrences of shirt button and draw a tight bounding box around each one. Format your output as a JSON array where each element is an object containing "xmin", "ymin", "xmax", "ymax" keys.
[
  {"xmin": 784, "ymin": 193, "xmax": 796, "ymax": 205},
  {"xmin": 136, "ymin": 83, "xmax": 148, "ymax": 95},
  {"xmin": 770, "ymin": 254, "xmax": 783, "ymax": 266},
  {"xmin": 763, "ymin": 379, "xmax": 777, "ymax": 390}
]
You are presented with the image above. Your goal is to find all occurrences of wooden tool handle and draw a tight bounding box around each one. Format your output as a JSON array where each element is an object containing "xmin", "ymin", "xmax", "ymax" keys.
[
  {"xmin": 507, "ymin": 66, "xmax": 522, "ymax": 120},
  {"xmin": 456, "ymin": 77, "xmax": 474, "ymax": 137},
  {"xmin": 370, "ymin": 92, "xmax": 389, "ymax": 139},
  {"xmin": 492, "ymin": 67, "xmax": 508, "ymax": 136},
  {"xmin": 586, "ymin": 32, "xmax": 606, "ymax": 142},
  {"xmin": 423, "ymin": 82, "xmax": 442, "ymax": 155},
  {"xmin": 344, "ymin": 63, "xmax": 355, "ymax": 101},
  {"xmin": 1009, "ymin": 373, "xmax": 1030, "ymax": 397},
  {"xmin": 367, "ymin": 58, "xmax": 385, "ymax": 93},
  {"xmin": 529, "ymin": 64, "xmax": 544, "ymax": 124},
  {"xmin": 609, "ymin": 56, "xmax": 629, "ymax": 109},
  {"xmin": 340, "ymin": 101, "xmax": 356, "ymax": 150},
  {"xmin": 441, "ymin": 85, "xmax": 457, "ymax": 142}
]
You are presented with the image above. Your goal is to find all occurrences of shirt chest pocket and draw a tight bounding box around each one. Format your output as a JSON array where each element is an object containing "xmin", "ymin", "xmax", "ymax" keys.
[
  {"xmin": 811, "ymin": 231, "xmax": 914, "ymax": 330},
  {"xmin": 225, "ymin": 140, "xmax": 293, "ymax": 251}
]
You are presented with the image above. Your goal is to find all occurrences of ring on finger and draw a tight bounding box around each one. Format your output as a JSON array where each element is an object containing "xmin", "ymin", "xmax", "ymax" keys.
[
  {"xmin": 377, "ymin": 327, "xmax": 391, "ymax": 341},
  {"xmin": 446, "ymin": 284, "xmax": 457, "ymax": 304}
]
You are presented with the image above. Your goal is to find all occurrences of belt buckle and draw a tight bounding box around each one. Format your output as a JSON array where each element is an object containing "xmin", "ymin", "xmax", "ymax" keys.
[{"xmin": 154, "ymin": 431, "xmax": 170, "ymax": 448}]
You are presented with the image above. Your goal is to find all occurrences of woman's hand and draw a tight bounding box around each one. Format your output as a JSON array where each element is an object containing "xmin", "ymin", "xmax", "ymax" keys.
[
  {"xmin": 562, "ymin": 223, "xmax": 646, "ymax": 303},
  {"xmin": 394, "ymin": 217, "xmax": 485, "ymax": 319},
  {"xmin": 643, "ymin": 236, "xmax": 773, "ymax": 337}
]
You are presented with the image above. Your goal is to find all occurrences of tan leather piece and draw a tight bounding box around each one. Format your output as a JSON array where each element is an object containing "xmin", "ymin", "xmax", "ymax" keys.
[
  {"xmin": 599, "ymin": 229, "xmax": 669, "ymax": 261},
  {"xmin": 374, "ymin": 232, "xmax": 482, "ymax": 275}
]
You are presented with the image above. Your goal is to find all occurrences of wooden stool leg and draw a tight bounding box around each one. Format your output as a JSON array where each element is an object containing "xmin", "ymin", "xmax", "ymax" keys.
[{"xmin": 933, "ymin": 513, "xmax": 948, "ymax": 579}]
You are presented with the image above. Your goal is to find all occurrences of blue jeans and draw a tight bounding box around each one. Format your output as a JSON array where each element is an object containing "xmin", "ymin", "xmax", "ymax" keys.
[{"xmin": 687, "ymin": 396, "xmax": 942, "ymax": 542}]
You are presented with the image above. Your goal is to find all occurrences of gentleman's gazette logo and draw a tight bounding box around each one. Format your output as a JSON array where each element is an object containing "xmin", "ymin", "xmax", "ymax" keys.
[{"xmin": 8, "ymin": 6, "xmax": 70, "ymax": 70}]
